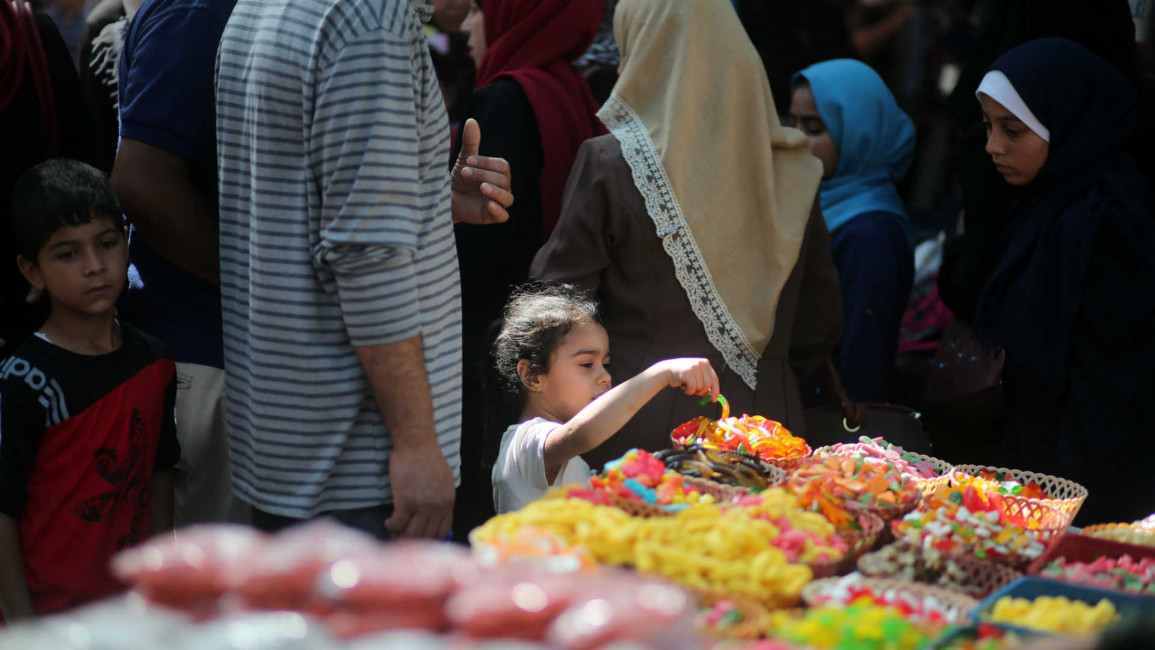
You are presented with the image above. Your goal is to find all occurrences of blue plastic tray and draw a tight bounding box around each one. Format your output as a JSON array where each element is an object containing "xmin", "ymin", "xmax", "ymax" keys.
[{"xmin": 970, "ymin": 576, "xmax": 1155, "ymax": 637}]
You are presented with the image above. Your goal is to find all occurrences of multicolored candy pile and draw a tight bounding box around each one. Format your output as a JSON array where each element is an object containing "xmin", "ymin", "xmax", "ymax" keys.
[
  {"xmin": 789, "ymin": 456, "xmax": 922, "ymax": 522},
  {"xmin": 937, "ymin": 623, "xmax": 1026, "ymax": 649},
  {"xmin": 1041, "ymin": 555, "xmax": 1155, "ymax": 595},
  {"xmin": 857, "ymin": 542, "xmax": 1003, "ymax": 597},
  {"xmin": 769, "ymin": 603, "xmax": 932, "ymax": 650},
  {"xmin": 984, "ymin": 595, "xmax": 1119, "ymax": 635},
  {"xmin": 672, "ymin": 411, "xmax": 809, "ymax": 463},
  {"xmin": 820, "ymin": 436, "xmax": 941, "ymax": 480},
  {"xmin": 955, "ymin": 469, "xmax": 1051, "ymax": 500},
  {"xmin": 572, "ymin": 449, "xmax": 714, "ymax": 510},
  {"xmin": 892, "ymin": 487, "xmax": 1048, "ymax": 565},
  {"xmin": 805, "ymin": 574, "xmax": 966, "ymax": 625},
  {"xmin": 730, "ymin": 490, "xmax": 849, "ymax": 564}
]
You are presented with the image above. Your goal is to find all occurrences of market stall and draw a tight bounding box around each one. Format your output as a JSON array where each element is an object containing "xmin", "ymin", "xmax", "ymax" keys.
[{"xmin": 3, "ymin": 405, "xmax": 1155, "ymax": 649}]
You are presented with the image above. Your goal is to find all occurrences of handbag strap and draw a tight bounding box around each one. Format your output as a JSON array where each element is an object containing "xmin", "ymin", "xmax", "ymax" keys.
[
  {"xmin": 819, "ymin": 357, "xmax": 866, "ymax": 431},
  {"xmin": 15, "ymin": 1, "xmax": 58, "ymax": 156}
]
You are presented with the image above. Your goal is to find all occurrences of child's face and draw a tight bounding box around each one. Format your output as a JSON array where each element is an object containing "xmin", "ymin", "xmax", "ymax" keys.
[
  {"xmin": 18, "ymin": 217, "xmax": 128, "ymax": 318},
  {"xmin": 979, "ymin": 93, "xmax": 1049, "ymax": 186},
  {"xmin": 535, "ymin": 321, "xmax": 612, "ymax": 422}
]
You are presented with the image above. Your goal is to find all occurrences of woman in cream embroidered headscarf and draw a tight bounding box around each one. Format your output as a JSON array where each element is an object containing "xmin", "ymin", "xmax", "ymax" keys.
[{"xmin": 530, "ymin": 0, "xmax": 843, "ymax": 467}]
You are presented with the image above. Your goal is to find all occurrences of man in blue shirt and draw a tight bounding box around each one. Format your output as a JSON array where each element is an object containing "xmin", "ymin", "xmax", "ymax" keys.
[{"xmin": 111, "ymin": 0, "xmax": 246, "ymax": 526}]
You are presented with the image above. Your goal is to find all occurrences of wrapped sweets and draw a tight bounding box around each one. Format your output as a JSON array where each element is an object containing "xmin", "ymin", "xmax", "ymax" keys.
[
  {"xmin": 1041, "ymin": 555, "xmax": 1155, "ymax": 595},
  {"xmin": 769, "ymin": 603, "xmax": 932, "ymax": 650},
  {"xmin": 573, "ymin": 448, "xmax": 716, "ymax": 510},
  {"xmin": 984, "ymin": 595, "xmax": 1120, "ymax": 635},
  {"xmin": 789, "ymin": 456, "xmax": 922, "ymax": 521},
  {"xmin": 818, "ymin": 436, "xmax": 940, "ymax": 479},
  {"xmin": 892, "ymin": 487, "xmax": 1049, "ymax": 564}
]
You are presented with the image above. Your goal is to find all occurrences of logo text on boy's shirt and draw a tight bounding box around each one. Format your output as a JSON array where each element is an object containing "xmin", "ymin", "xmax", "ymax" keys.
[{"xmin": 0, "ymin": 356, "xmax": 70, "ymax": 427}]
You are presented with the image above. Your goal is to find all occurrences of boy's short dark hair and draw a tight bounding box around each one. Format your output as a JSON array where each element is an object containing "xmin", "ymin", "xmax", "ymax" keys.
[
  {"xmin": 493, "ymin": 282, "xmax": 602, "ymax": 394},
  {"xmin": 10, "ymin": 159, "xmax": 124, "ymax": 262}
]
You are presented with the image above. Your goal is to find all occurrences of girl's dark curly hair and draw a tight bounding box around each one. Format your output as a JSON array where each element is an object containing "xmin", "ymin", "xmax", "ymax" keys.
[{"xmin": 493, "ymin": 283, "xmax": 602, "ymax": 394}]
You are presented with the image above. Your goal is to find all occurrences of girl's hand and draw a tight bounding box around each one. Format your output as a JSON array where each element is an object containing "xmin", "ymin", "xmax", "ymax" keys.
[{"xmin": 654, "ymin": 358, "xmax": 719, "ymax": 401}]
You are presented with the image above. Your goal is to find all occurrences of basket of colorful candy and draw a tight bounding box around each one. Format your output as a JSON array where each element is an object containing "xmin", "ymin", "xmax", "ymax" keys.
[
  {"xmin": 788, "ymin": 456, "xmax": 923, "ymax": 523},
  {"xmin": 948, "ymin": 464, "xmax": 1087, "ymax": 527},
  {"xmin": 813, "ymin": 436, "xmax": 953, "ymax": 498},
  {"xmin": 891, "ymin": 486, "xmax": 1066, "ymax": 569},
  {"xmin": 671, "ymin": 396, "xmax": 811, "ymax": 472},
  {"xmin": 691, "ymin": 588, "xmax": 771, "ymax": 641},
  {"xmin": 1080, "ymin": 523, "xmax": 1155, "ymax": 549},
  {"xmin": 857, "ymin": 541, "xmax": 1022, "ymax": 598},
  {"xmin": 801, "ymin": 574, "xmax": 979, "ymax": 626},
  {"xmin": 568, "ymin": 449, "xmax": 720, "ymax": 517},
  {"xmin": 653, "ymin": 445, "xmax": 788, "ymax": 490},
  {"xmin": 768, "ymin": 602, "xmax": 937, "ymax": 649}
]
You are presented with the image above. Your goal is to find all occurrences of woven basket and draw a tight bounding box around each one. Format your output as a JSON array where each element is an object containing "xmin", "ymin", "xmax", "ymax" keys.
[
  {"xmin": 763, "ymin": 445, "xmax": 812, "ymax": 473},
  {"xmin": 607, "ymin": 496, "xmax": 675, "ymax": 518},
  {"xmin": 682, "ymin": 476, "xmax": 749, "ymax": 505},
  {"xmin": 948, "ymin": 464, "xmax": 1088, "ymax": 526},
  {"xmin": 856, "ymin": 541, "xmax": 1022, "ymax": 598},
  {"xmin": 1081, "ymin": 523, "xmax": 1155, "ymax": 548},
  {"xmin": 801, "ymin": 576, "xmax": 979, "ymax": 624},
  {"xmin": 813, "ymin": 445, "xmax": 953, "ymax": 500},
  {"xmin": 690, "ymin": 588, "xmax": 771, "ymax": 641}
]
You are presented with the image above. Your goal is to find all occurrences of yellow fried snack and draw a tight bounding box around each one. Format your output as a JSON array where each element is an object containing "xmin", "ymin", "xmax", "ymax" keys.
[
  {"xmin": 472, "ymin": 497, "xmax": 815, "ymax": 607},
  {"xmin": 985, "ymin": 596, "xmax": 1120, "ymax": 635}
]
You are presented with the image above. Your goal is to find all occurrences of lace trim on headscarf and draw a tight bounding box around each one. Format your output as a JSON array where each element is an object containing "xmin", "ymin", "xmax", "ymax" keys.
[{"xmin": 599, "ymin": 92, "xmax": 761, "ymax": 389}]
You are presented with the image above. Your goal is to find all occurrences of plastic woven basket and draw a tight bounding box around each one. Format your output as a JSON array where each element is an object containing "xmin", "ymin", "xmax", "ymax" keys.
[
  {"xmin": 683, "ymin": 476, "xmax": 749, "ymax": 505},
  {"xmin": 801, "ymin": 576, "xmax": 979, "ymax": 624},
  {"xmin": 948, "ymin": 464, "xmax": 1087, "ymax": 527},
  {"xmin": 813, "ymin": 444, "xmax": 953, "ymax": 499},
  {"xmin": 857, "ymin": 541, "xmax": 1022, "ymax": 598}
]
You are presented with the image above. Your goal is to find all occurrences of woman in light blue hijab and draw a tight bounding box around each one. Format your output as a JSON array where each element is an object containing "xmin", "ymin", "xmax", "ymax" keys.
[{"xmin": 790, "ymin": 58, "xmax": 915, "ymax": 402}]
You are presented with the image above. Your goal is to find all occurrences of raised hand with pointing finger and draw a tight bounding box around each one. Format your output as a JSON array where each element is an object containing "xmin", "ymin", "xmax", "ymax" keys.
[{"xmin": 451, "ymin": 118, "xmax": 514, "ymax": 225}]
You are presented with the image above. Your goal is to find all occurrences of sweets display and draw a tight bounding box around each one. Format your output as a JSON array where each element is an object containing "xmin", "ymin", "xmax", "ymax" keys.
[
  {"xmin": 1082, "ymin": 524, "xmax": 1155, "ymax": 548},
  {"xmin": 654, "ymin": 444, "xmax": 786, "ymax": 490},
  {"xmin": 891, "ymin": 487, "xmax": 1055, "ymax": 567},
  {"xmin": 473, "ymin": 496, "xmax": 817, "ymax": 607},
  {"xmin": 801, "ymin": 574, "xmax": 976, "ymax": 625},
  {"xmin": 982, "ymin": 595, "xmax": 1120, "ymax": 635},
  {"xmin": 768, "ymin": 603, "xmax": 932, "ymax": 650},
  {"xmin": 575, "ymin": 448, "xmax": 717, "ymax": 511},
  {"xmin": 813, "ymin": 437, "xmax": 952, "ymax": 498},
  {"xmin": 857, "ymin": 542, "xmax": 1021, "ymax": 598},
  {"xmin": 729, "ymin": 490, "xmax": 849, "ymax": 566},
  {"xmin": 788, "ymin": 455, "xmax": 922, "ymax": 522},
  {"xmin": 1040, "ymin": 555, "xmax": 1155, "ymax": 595},
  {"xmin": 671, "ymin": 402, "xmax": 810, "ymax": 468},
  {"xmin": 949, "ymin": 464, "xmax": 1088, "ymax": 526},
  {"xmin": 935, "ymin": 624, "xmax": 1027, "ymax": 649}
]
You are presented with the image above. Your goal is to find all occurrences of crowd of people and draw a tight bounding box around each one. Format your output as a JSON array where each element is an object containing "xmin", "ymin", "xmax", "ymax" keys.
[{"xmin": 0, "ymin": 0, "xmax": 1153, "ymax": 624}]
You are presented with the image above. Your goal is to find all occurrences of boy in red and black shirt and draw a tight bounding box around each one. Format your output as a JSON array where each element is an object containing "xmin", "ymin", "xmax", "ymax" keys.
[{"xmin": 0, "ymin": 160, "xmax": 180, "ymax": 622}]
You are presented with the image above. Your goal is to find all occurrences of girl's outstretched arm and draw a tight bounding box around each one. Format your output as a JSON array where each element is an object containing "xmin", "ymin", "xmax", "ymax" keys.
[{"xmin": 542, "ymin": 358, "xmax": 718, "ymax": 475}]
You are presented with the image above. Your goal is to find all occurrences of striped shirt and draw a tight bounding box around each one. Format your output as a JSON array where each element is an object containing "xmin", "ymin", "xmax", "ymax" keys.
[{"xmin": 214, "ymin": 0, "xmax": 461, "ymax": 517}]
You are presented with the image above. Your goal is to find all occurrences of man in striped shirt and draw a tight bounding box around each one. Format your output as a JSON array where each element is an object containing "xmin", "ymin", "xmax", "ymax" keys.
[{"xmin": 214, "ymin": 0, "xmax": 512, "ymax": 539}]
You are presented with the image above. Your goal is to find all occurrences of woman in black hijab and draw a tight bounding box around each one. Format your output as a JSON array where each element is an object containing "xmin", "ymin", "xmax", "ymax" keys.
[
  {"xmin": 939, "ymin": 0, "xmax": 1147, "ymax": 322},
  {"xmin": 973, "ymin": 38, "xmax": 1155, "ymax": 525}
]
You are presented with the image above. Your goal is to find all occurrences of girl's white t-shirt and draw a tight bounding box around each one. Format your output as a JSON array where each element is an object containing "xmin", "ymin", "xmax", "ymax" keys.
[{"xmin": 492, "ymin": 417, "xmax": 593, "ymax": 514}]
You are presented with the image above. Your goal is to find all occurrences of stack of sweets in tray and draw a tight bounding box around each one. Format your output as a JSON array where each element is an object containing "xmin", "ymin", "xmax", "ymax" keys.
[{"xmin": 1040, "ymin": 555, "xmax": 1155, "ymax": 596}]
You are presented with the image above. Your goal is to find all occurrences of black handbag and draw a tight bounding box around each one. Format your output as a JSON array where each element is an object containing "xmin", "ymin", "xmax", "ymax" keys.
[{"xmin": 803, "ymin": 358, "xmax": 932, "ymax": 454}]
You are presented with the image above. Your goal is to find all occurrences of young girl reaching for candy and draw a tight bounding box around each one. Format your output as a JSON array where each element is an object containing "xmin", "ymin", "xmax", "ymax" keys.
[{"xmin": 491, "ymin": 284, "xmax": 720, "ymax": 514}]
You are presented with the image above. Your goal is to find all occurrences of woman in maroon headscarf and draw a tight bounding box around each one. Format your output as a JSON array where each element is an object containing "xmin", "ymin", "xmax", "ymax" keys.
[{"xmin": 451, "ymin": 0, "xmax": 604, "ymax": 538}]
